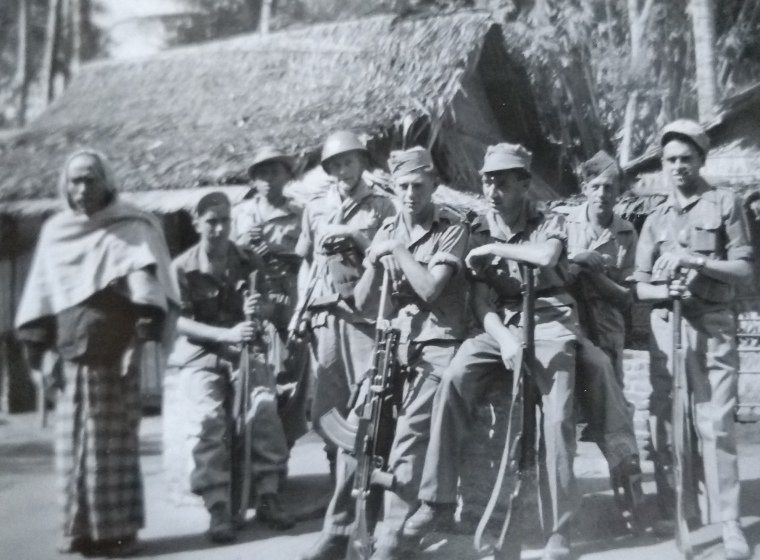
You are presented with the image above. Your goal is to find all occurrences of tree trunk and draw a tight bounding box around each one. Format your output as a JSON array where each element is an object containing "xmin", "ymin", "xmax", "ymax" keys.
[
  {"xmin": 620, "ymin": 0, "xmax": 654, "ymax": 164},
  {"xmin": 620, "ymin": 91, "xmax": 638, "ymax": 166},
  {"xmin": 70, "ymin": 0, "xmax": 82, "ymax": 73},
  {"xmin": 42, "ymin": 0, "xmax": 62, "ymax": 104},
  {"xmin": 14, "ymin": 0, "xmax": 30, "ymax": 126},
  {"xmin": 259, "ymin": 0, "xmax": 273, "ymax": 34},
  {"xmin": 690, "ymin": 0, "xmax": 718, "ymax": 121}
]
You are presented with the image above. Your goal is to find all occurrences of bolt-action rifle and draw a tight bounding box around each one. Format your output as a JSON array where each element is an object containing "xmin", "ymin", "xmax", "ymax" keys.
[
  {"xmin": 230, "ymin": 270, "xmax": 267, "ymax": 526},
  {"xmin": 474, "ymin": 264, "xmax": 538, "ymax": 560},
  {"xmin": 672, "ymin": 280, "xmax": 694, "ymax": 559},
  {"xmin": 320, "ymin": 270, "xmax": 401, "ymax": 560}
]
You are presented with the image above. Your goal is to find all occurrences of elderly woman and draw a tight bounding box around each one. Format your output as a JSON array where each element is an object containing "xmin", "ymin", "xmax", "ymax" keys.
[{"xmin": 15, "ymin": 150, "xmax": 179, "ymax": 557}]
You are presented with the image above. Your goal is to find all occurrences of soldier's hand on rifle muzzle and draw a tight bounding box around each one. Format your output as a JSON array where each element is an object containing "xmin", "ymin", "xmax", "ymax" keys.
[
  {"xmin": 668, "ymin": 275, "xmax": 691, "ymax": 300},
  {"xmin": 465, "ymin": 244, "xmax": 497, "ymax": 275},
  {"xmin": 226, "ymin": 321, "xmax": 256, "ymax": 344},
  {"xmin": 243, "ymin": 292, "xmax": 266, "ymax": 318},
  {"xmin": 496, "ymin": 329, "xmax": 522, "ymax": 372}
]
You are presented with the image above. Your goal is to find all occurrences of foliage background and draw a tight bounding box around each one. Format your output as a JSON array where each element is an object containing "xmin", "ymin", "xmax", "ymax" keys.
[{"xmin": 1, "ymin": 0, "xmax": 760, "ymax": 166}]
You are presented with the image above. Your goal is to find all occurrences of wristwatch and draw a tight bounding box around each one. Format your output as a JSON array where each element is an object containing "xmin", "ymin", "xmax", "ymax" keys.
[{"xmin": 692, "ymin": 257, "xmax": 706, "ymax": 272}]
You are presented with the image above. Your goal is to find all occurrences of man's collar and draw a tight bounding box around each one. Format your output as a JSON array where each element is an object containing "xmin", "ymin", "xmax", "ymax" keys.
[
  {"xmin": 572, "ymin": 201, "xmax": 633, "ymax": 235},
  {"xmin": 184, "ymin": 241, "xmax": 242, "ymax": 274},
  {"xmin": 253, "ymin": 193, "xmax": 298, "ymax": 219},
  {"xmin": 487, "ymin": 198, "xmax": 537, "ymax": 241},
  {"xmin": 663, "ymin": 176, "xmax": 712, "ymax": 211}
]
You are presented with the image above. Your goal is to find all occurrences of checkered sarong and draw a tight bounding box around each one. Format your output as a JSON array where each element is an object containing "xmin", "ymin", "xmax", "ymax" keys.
[{"xmin": 55, "ymin": 360, "xmax": 144, "ymax": 541}]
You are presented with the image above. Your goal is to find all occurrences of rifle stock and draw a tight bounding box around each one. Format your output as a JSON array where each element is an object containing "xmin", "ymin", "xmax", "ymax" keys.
[
  {"xmin": 672, "ymin": 296, "xmax": 694, "ymax": 559},
  {"xmin": 230, "ymin": 270, "xmax": 260, "ymax": 525},
  {"xmin": 340, "ymin": 270, "xmax": 401, "ymax": 560},
  {"xmin": 474, "ymin": 265, "xmax": 538, "ymax": 560}
]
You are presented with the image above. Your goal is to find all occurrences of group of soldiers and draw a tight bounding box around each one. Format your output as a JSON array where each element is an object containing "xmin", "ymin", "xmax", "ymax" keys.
[
  {"xmin": 172, "ymin": 120, "xmax": 752, "ymax": 560},
  {"xmin": 150, "ymin": 118, "xmax": 753, "ymax": 560}
]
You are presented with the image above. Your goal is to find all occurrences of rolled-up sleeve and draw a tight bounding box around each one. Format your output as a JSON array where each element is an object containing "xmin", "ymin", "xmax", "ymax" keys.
[
  {"xmin": 633, "ymin": 215, "xmax": 657, "ymax": 283},
  {"xmin": 537, "ymin": 213, "xmax": 568, "ymax": 245},
  {"xmin": 724, "ymin": 194, "xmax": 754, "ymax": 261},
  {"xmin": 428, "ymin": 223, "xmax": 468, "ymax": 273}
]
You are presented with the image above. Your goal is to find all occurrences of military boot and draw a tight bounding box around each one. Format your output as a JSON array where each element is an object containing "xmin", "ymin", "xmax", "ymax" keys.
[
  {"xmin": 257, "ymin": 493, "xmax": 296, "ymax": 530},
  {"xmin": 402, "ymin": 502, "xmax": 456, "ymax": 538},
  {"xmin": 206, "ymin": 502, "xmax": 236, "ymax": 544}
]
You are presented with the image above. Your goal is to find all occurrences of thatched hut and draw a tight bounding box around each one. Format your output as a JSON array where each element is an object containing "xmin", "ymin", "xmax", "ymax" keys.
[{"xmin": 0, "ymin": 11, "xmax": 568, "ymax": 411}]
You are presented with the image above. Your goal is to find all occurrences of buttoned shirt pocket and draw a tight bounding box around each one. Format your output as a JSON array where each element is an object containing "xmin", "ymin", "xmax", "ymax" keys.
[{"xmin": 691, "ymin": 216, "xmax": 722, "ymax": 254}]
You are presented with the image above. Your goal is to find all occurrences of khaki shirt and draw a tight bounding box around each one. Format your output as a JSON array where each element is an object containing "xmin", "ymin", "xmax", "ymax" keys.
[
  {"xmin": 565, "ymin": 203, "xmax": 637, "ymax": 348},
  {"xmin": 169, "ymin": 241, "xmax": 263, "ymax": 367},
  {"xmin": 232, "ymin": 195, "xmax": 302, "ymax": 328},
  {"xmin": 295, "ymin": 181, "xmax": 396, "ymax": 325},
  {"xmin": 633, "ymin": 178, "xmax": 753, "ymax": 308},
  {"xmin": 470, "ymin": 200, "xmax": 572, "ymax": 324},
  {"xmin": 366, "ymin": 205, "xmax": 469, "ymax": 344}
]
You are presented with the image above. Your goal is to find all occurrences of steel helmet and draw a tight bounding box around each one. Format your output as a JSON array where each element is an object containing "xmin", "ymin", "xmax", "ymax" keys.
[{"xmin": 320, "ymin": 131, "xmax": 368, "ymax": 166}]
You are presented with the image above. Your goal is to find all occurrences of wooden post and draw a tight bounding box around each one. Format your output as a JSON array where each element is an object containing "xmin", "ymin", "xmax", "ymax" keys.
[{"xmin": 14, "ymin": 0, "xmax": 30, "ymax": 127}]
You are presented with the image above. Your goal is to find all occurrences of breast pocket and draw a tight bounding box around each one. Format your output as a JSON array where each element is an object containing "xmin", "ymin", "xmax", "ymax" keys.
[
  {"xmin": 691, "ymin": 218, "xmax": 722, "ymax": 254},
  {"xmin": 185, "ymin": 273, "xmax": 221, "ymax": 322}
]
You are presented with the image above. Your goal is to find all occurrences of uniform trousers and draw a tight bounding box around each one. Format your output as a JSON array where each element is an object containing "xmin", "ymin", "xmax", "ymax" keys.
[
  {"xmin": 576, "ymin": 336, "xmax": 639, "ymax": 469},
  {"xmin": 649, "ymin": 306, "xmax": 741, "ymax": 523},
  {"xmin": 172, "ymin": 352, "xmax": 290, "ymax": 507},
  {"xmin": 322, "ymin": 341, "xmax": 458, "ymax": 536},
  {"xmin": 311, "ymin": 312, "xmax": 376, "ymax": 451},
  {"xmin": 418, "ymin": 304, "xmax": 579, "ymax": 535}
]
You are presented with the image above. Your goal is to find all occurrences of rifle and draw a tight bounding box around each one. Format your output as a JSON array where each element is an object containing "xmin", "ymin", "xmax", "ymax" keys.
[
  {"xmin": 321, "ymin": 270, "xmax": 401, "ymax": 560},
  {"xmin": 672, "ymin": 285, "xmax": 694, "ymax": 559},
  {"xmin": 287, "ymin": 260, "xmax": 322, "ymax": 344},
  {"xmin": 230, "ymin": 270, "xmax": 267, "ymax": 526},
  {"xmin": 474, "ymin": 264, "xmax": 538, "ymax": 560}
]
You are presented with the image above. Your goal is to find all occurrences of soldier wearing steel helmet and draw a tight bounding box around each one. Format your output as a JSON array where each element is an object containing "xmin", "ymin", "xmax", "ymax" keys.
[
  {"xmin": 634, "ymin": 120, "xmax": 753, "ymax": 559},
  {"xmin": 298, "ymin": 147, "xmax": 469, "ymax": 560},
  {"xmin": 293, "ymin": 131, "xmax": 396, "ymax": 482}
]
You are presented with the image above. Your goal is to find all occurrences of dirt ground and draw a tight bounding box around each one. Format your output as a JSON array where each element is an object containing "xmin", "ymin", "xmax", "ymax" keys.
[{"xmin": 1, "ymin": 412, "xmax": 759, "ymax": 560}]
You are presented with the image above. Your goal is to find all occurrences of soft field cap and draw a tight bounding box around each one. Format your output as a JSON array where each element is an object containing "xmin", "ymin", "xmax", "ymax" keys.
[
  {"xmin": 388, "ymin": 146, "xmax": 435, "ymax": 179},
  {"xmin": 579, "ymin": 150, "xmax": 621, "ymax": 183},
  {"xmin": 480, "ymin": 143, "xmax": 532, "ymax": 174},
  {"xmin": 196, "ymin": 191, "xmax": 231, "ymax": 216},
  {"xmin": 660, "ymin": 119, "xmax": 710, "ymax": 156},
  {"xmin": 248, "ymin": 146, "xmax": 294, "ymax": 177}
]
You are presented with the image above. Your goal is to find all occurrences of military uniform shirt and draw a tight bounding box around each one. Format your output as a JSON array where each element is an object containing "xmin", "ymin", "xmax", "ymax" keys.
[
  {"xmin": 295, "ymin": 180, "xmax": 396, "ymax": 324},
  {"xmin": 634, "ymin": 177, "xmax": 753, "ymax": 308},
  {"xmin": 365, "ymin": 205, "xmax": 469, "ymax": 344},
  {"xmin": 470, "ymin": 200, "xmax": 572, "ymax": 324},
  {"xmin": 565, "ymin": 202, "xmax": 637, "ymax": 347}
]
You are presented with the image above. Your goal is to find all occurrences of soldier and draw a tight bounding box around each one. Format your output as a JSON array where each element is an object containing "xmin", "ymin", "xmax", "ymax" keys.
[
  {"xmin": 634, "ymin": 120, "xmax": 752, "ymax": 559},
  {"xmin": 565, "ymin": 151, "xmax": 644, "ymax": 528},
  {"xmin": 404, "ymin": 143, "xmax": 579, "ymax": 560},
  {"xmin": 294, "ymin": 131, "xmax": 396, "ymax": 475},
  {"xmin": 297, "ymin": 147, "xmax": 469, "ymax": 560},
  {"xmin": 232, "ymin": 146, "xmax": 308, "ymax": 447},
  {"xmin": 167, "ymin": 192, "xmax": 294, "ymax": 544}
]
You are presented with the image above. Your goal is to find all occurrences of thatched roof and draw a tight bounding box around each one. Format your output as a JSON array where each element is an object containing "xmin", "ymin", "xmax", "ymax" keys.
[
  {"xmin": 625, "ymin": 81, "xmax": 760, "ymax": 181},
  {"xmin": 0, "ymin": 186, "xmax": 252, "ymax": 219},
  {"xmin": 0, "ymin": 11, "xmax": 553, "ymax": 212}
]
